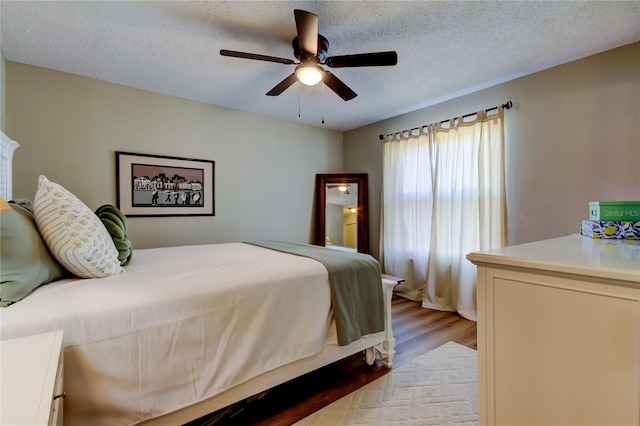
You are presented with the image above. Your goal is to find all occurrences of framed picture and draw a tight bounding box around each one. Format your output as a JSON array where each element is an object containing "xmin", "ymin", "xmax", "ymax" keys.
[{"xmin": 116, "ymin": 151, "xmax": 215, "ymax": 217}]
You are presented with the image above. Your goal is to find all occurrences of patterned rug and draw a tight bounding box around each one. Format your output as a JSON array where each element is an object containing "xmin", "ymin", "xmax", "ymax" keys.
[{"xmin": 294, "ymin": 342, "xmax": 478, "ymax": 425}]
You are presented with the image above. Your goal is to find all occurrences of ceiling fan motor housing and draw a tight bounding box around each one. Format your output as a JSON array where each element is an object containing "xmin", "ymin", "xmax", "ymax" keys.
[{"xmin": 293, "ymin": 35, "xmax": 329, "ymax": 62}]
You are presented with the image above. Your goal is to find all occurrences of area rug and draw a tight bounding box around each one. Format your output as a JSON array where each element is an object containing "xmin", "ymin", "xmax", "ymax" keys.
[{"xmin": 294, "ymin": 341, "xmax": 478, "ymax": 425}]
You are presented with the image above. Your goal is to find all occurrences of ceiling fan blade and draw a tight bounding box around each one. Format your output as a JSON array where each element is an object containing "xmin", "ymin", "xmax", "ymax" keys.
[
  {"xmin": 325, "ymin": 51, "xmax": 398, "ymax": 68},
  {"xmin": 266, "ymin": 73, "xmax": 298, "ymax": 96},
  {"xmin": 323, "ymin": 71, "xmax": 357, "ymax": 101},
  {"xmin": 294, "ymin": 9, "xmax": 318, "ymax": 55},
  {"xmin": 220, "ymin": 49, "xmax": 295, "ymax": 65}
]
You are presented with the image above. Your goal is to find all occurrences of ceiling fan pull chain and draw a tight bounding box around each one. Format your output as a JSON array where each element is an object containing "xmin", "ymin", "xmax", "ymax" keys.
[
  {"xmin": 321, "ymin": 82, "xmax": 325, "ymax": 124},
  {"xmin": 298, "ymin": 82, "xmax": 301, "ymax": 118}
]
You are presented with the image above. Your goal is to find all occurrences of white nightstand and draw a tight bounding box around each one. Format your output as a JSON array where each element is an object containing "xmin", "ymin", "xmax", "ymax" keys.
[
  {"xmin": 381, "ymin": 273, "xmax": 405, "ymax": 288},
  {"xmin": 1, "ymin": 330, "xmax": 65, "ymax": 426}
]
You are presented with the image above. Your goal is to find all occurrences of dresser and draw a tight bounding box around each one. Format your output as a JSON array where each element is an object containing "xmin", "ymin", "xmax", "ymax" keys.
[
  {"xmin": 467, "ymin": 234, "xmax": 640, "ymax": 425},
  {"xmin": 1, "ymin": 331, "xmax": 65, "ymax": 426}
]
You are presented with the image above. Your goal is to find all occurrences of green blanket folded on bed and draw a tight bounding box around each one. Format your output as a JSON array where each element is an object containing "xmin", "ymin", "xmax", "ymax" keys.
[{"xmin": 249, "ymin": 240, "xmax": 385, "ymax": 346}]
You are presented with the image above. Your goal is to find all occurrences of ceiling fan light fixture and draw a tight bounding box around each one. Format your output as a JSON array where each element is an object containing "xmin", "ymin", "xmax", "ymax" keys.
[{"xmin": 296, "ymin": 64, "xmax": 324, "ymax": 86}]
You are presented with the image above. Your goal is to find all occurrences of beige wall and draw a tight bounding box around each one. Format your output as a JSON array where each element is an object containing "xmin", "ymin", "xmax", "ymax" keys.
[
  {"xmin": 345, "ymin": 42, "xmax": 640, "ymax": 261},
  {"xmin": 1, "ymin": 53, "xmax": 5, "ymax": 131},
  {"xmin": 6, "ymin": 43, "xmax": 639, "ymax": 256},
  {"xmin": 6, "ymin": 62, "xmax": 343, "ymax": 249}
]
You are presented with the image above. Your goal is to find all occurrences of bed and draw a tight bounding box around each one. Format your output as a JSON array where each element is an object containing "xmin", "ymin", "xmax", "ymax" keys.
[
  {"xmin": 1, "ymin": 210, "xmax": 395, "ymax": 425},
  {"xmin": 1, "ymin": 241, "xmax": 396, "ymax": 425},
  {"xmin": 0, "ymin": 134, "xmax": 395, "ymax": 425}
]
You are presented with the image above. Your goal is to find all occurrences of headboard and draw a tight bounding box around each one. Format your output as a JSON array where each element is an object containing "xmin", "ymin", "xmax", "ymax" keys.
[{"xmin": 0, "ymin": 131, "xmax": 20, "ymax": 200}]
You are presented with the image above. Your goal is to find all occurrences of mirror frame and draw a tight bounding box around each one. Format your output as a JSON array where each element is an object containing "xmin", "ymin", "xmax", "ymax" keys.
[{"xmin": 314, "ymin": 173, "xmax": 369, "ymax": 253}]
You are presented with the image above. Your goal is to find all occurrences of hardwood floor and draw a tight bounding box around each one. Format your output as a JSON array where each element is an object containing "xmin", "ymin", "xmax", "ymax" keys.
[{"xmin": 188, "ymin": 296, "xmax": 477, "ymax": 426}]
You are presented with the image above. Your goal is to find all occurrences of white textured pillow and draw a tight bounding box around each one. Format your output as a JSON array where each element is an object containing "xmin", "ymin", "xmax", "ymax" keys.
[{"xmin": 34, "ymin": 175, "xmax": 124, "ymax": 278}]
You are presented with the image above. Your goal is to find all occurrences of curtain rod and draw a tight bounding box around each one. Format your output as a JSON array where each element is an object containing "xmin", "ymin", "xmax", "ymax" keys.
[{"xmin": 379, "ymin": 100, "xmax": 513, "ymax": 141}]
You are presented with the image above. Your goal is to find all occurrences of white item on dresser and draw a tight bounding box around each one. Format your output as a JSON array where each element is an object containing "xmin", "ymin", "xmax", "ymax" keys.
[
  {"xmin": 0, "ymin": 131, "xmax": 19, "ymax": 200},
  {"xmin": 0, "ymin": 330, "xmax": 65, "ymax": 426},
  {"xmin": 467, "ymin": 234, "xmax": 640, "ymax": 426}
]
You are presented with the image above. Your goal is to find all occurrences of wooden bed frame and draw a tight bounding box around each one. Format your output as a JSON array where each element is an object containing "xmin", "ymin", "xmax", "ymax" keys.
[{"xmin": 143, "ymin": 278, "xmax": 396, "ymax": 425}]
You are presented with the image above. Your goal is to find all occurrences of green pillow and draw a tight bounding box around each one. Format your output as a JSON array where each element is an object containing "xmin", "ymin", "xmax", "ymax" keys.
[
  {"xmin": 1, "ymin": 199, "xmax": 66, "ymax": 307},
  {"xmin": 95, "ymin": 204, "xmax": 132, "ymax": 266}
]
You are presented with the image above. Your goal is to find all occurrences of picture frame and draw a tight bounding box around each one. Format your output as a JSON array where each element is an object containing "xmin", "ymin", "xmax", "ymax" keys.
[{"xmin": 116, "ymin": 151, "xmax": 215, "ymax": 217}]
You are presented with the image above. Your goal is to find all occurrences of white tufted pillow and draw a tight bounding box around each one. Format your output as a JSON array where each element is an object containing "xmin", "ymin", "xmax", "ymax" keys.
[{"xmin": 34, "ymin": 175, "xmax": 124, "ymax": 278}]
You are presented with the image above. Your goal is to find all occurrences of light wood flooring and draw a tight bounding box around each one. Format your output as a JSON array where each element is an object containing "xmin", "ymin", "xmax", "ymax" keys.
[{"xmin": 188, "ymin": 295, "xmax": 477, "ymax": 426}]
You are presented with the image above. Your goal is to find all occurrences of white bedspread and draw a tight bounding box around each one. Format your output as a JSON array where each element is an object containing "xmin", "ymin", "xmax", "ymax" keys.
[{"xmin": 0, "ymin": 243, "xmax": 333, "ymax": 425}]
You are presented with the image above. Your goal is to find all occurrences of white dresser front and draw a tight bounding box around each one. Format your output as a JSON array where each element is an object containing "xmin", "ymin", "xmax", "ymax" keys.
[{"xmin": 468, "ymin": 235, "xmax": 640, "ymax": 425}]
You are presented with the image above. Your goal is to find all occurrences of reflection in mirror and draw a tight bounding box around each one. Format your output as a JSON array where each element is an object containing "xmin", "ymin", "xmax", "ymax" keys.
[
  {"xmin": 325, "ymin": 183, "xmax": 358, "ymax": 250},
  {"xmin": 315, "ymin": 174, "xmax": 369, "ymax": 253}
]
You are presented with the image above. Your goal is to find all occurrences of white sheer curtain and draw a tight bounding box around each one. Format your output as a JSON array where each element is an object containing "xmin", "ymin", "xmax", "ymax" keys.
[
  {"xmin": 381, "ymin": 133, "xmax": 433, "ymax": 302},
  {"xmin": 381, "ymin": 108, "xmax": 507, "ymax": 321}
]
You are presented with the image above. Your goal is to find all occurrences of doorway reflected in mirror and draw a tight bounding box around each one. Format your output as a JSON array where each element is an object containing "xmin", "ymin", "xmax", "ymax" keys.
[{"xmin": 325, "ymin": 183, "xmax": 358, "ymax": 250}]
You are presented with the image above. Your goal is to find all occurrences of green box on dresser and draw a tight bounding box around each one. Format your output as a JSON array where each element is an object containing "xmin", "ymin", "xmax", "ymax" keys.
[{"xmin": 589, "ymin": 201, "xmax": 640, "ymax": 222}]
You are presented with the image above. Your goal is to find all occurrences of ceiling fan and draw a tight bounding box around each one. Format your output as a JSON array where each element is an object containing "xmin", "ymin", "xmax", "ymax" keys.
[
  {"xmin": 327, "ymin": 183, "xmax": 353, "ymax": 194},
  {"xmin": 220, "ymin": 9, "xmax": 398, "ymax": 101}
]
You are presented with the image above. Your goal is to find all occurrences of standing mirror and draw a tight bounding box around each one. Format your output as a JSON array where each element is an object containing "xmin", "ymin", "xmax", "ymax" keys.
[{"xmin": 315, "ymin": 173, "xmax": 369, "ymax": 253}]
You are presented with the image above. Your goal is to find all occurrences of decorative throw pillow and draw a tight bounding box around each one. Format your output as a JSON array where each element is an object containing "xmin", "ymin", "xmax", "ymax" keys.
[
  {"xmin": 33, "ymin": 175, "xmax": 124, "ymax": 278},
  {"xmin": 0, "ymin": 197, "xmax": 66, "ymax": 307},
  {"xmin": 95, "ymin": 204, "xmax": 133, "ymax": 266}
]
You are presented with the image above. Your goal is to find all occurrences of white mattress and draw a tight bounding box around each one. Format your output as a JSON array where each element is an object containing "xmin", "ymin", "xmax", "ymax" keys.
[{"xmin": 0, "ymin": 243, "xmax": 334, "ymax": 425}]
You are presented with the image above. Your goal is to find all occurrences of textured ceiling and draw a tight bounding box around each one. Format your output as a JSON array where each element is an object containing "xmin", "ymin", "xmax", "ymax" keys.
[{"xmin": 1, "ymin": 1, "xmax": 639, "ymax": 131}]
